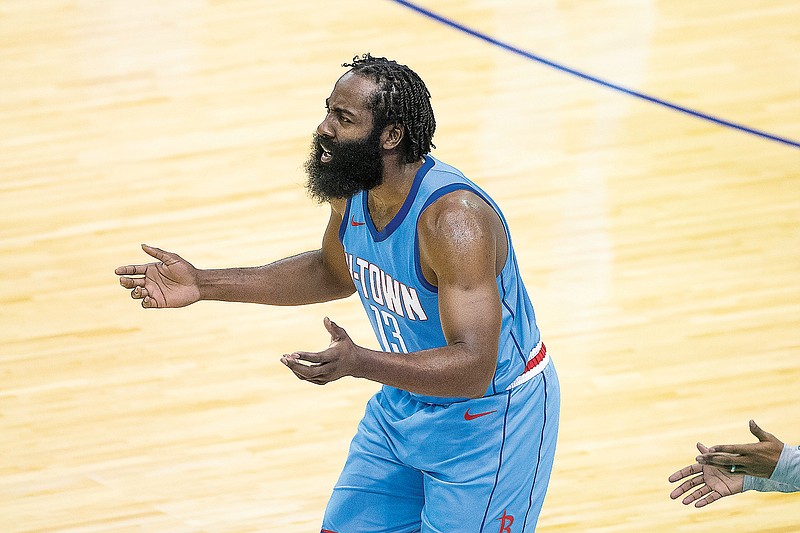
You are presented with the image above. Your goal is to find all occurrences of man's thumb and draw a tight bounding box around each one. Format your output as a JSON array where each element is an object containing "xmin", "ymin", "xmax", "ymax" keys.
[
  {"xmin": 323, "ymin": 316, "xmax": 345, "ymax": 340},
  {"xmin": 750, "ymin": 420, "xmax": 777, "ymax": 442}
]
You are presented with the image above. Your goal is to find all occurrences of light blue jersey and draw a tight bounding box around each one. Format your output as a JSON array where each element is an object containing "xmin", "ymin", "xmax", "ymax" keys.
[
  {"xmin": 324, "ymin": 156, "xmax": 559, "ymax": 533},
  {"xmin": 338, "ymin": 155, "xmax": 541, "ymax": 404}
]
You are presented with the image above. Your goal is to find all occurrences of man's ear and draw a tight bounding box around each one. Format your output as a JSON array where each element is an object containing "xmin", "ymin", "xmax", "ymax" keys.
[{"xmin": 381, "ymin": 123, "xmax": 405, "ymax": 150}]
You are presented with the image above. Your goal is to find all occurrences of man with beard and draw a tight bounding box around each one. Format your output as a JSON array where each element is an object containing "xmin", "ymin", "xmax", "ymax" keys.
[{"xmin": 116, "ymin": 54, "xmax": 560, "ymax": 532}]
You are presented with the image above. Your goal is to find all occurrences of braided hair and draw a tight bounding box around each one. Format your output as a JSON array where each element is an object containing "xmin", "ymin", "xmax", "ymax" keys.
[{"xmin": 343, "ymin": 53, "xmax": 436, "ymax": 163}]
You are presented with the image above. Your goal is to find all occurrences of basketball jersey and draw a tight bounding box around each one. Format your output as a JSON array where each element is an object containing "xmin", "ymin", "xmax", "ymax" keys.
[{"xmin": 338, "ymin": 155, "xmax": 540, "ymax": 404}]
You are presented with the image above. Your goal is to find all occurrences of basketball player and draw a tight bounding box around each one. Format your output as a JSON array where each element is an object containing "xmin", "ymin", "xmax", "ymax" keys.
[{"xmin": 116, "ymin": 54, "xmax": 560, "ymax": 532}]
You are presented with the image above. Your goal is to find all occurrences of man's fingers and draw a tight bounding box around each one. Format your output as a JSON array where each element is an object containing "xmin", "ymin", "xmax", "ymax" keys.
[
  {"xmin": 669, "ymin": 486, "xmax": 686, "ymax": 500},
  {"xmin": 669, "ymin": 481, "xmax": 692, "ymax": 500},
  {"xmin": 695, "ymin": 491, "xmax": 721, "ymax": 508},
  {"xmin": 282, "ymin": 356, "xmax": 324, "ymax": 378},
  {"xmin": 285, "ymin": 363, "xmax": 310, "ymax": 382},
  {"xmin": 668, "ymin": 463, "xmax": 701, "ymax": 483},
  {"xmin": 119, "ymin": 276, "xmax": 146, "ymax": 289},
  {"xmin": 116, "ymin": 244, "xmax": 172, "ymax": 277},
  {"xmin": 682, "ymin": 483, "xmax": 711, "ymax": 505},
  {"xmin": 115, "ymin": 264, "xmax": 148, "ymax": 276},
  {"xmin": 697, "ymin": 452, "xmax": 739, "ymax": 466},
  {"xmin": 141, "ymin": 244, "xmax": 172, "ymax": 262},
  {"xmin": 293, "ymin": 351, "xmax": 324, "ymax": 364},
  {"xmin": 141, "ymin": 295, "xmax": 159, "ymax": 309},
  {"xmin": 705, "ymin": 444, "xmax": 747, "ymax": 455},
  {"xmin": 131, "ymin": 286, "xmax": 149, "ymax": 299},
  {"xmin": 671, "ymin": 472, "xmax": 704, "ymax": 501}
]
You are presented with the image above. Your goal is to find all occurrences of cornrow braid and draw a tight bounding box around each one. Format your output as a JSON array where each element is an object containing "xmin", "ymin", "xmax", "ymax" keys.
[{"xmin": 343, "ymin": 53, "xmax": 436, "ymax": 163}]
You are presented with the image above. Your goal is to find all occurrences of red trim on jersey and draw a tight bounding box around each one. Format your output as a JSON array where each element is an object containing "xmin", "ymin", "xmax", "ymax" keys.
[{"xmin": 523, "ymin": 343, "xmax": 546, "ymax": 374}]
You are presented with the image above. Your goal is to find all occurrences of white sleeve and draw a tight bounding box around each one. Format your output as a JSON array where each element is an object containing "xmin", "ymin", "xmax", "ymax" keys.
[
  {"xmin": 743, "ymin": 444, "xmax": 800, "ymax": 493},
  {"xmin": 770, "ymin": 444, "xmax": 800, "ymax": 489}
]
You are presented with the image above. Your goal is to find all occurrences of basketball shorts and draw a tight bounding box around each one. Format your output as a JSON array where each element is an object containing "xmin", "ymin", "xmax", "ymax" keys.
[{"xmin": 320, "ymin": 360, "xmax": 560, "ymax": 533}]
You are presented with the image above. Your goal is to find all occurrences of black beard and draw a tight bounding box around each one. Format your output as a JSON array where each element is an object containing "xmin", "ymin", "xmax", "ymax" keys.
[{"xmin": 304, "ymin": 130, "xmax": 384, "ymax": 203}]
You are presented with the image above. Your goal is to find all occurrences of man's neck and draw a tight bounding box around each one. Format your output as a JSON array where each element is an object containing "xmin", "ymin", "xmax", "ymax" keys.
[{"xmin": 367, "ymin": 157, "xmax": 424, "ymax": 231}]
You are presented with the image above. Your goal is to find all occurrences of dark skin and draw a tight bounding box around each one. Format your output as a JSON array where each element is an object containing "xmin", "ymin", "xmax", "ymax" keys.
[
  {"xmin": 697, "ymin": 420, "xmax": 784, "ymax": 478},
  {"xmin": 116, "ymin": 71, "xmax": 508, "ymax": 399},
  {"xmin": 668, "ymin": 421, "xmax": 785, "ymax": 508}
]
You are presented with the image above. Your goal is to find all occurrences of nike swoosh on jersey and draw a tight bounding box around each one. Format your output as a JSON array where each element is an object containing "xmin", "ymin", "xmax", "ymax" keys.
[
  {"xmin": 464, "ymin": 408, "xmax": 497, "ymax": 421},
  {"xmin": 350, "ymin": 218, "xmax": 366, "ymax": 226}
]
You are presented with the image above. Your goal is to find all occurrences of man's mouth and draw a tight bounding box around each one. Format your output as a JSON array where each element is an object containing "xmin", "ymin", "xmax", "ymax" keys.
[{"xmin": 319, "ymin": 142, "xmax": 333, "ymax": 163}]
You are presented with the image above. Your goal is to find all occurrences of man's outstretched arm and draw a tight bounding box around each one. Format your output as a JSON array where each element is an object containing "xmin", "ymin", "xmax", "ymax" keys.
[{"xmin": 116, "ymin": 203, "xmax": 355, "ymax": 308}]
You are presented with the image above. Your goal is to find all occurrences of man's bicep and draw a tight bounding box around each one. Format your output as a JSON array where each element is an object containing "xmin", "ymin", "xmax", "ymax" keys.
[
  {"xmin": 437, "ymin": 279, "xmax": 502, "ymax": 350},
  {"xmin": 420, "ymin": 194, "xmax": 504, "ymax": 350}
]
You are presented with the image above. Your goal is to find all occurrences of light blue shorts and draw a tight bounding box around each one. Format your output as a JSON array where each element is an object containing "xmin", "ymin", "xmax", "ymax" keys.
[{"xmin": 321, "ymin": 361, "xmax": 560, "ymax": 533}]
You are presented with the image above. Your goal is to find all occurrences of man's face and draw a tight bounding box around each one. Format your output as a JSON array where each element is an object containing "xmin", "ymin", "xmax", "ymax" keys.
[{"xmin": 305, "ymin": 72, "xmax": 385, "ymax": 203}]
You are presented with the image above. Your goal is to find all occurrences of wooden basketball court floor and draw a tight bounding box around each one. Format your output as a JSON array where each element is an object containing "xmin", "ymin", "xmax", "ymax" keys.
[{"xmin": 1, "ymin": 1, "xmax": 798, "ymax": 531}]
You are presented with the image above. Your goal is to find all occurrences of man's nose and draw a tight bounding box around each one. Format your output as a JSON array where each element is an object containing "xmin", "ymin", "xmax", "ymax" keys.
[{"xmin": 316, "ymin": 114, "xmax": 334, "ymax": 138}]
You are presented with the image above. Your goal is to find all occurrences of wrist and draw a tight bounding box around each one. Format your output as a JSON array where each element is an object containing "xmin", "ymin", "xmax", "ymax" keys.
[
  {"xmin": 348, "ymin": 345, "xmax": 370, "ymax": 380},
  {"xmin": 195, "ymin": 269, "xmax": 216, "ymax": 301}
]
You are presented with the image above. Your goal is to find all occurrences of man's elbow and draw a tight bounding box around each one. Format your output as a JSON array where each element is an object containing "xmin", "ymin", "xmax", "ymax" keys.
[
  {"xmin": 448, "ymin": 343, "xmax": 497, "ymax": 398},
  {"xmin": 464, "ymin": 388, "xmax": 487, "ymax": 400},
  {"xmin": 463, "ymin": 366, "xmax": 496, "ymax": 399},
  {"xmin": 330, "ymin": 281, "xmax": 356, "ymax": 300}
]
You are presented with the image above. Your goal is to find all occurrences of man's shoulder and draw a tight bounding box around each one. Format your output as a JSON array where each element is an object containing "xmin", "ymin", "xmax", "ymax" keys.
[
  {"xmin": 420, "ymin": 156, "xmax": 498, "ymax": 213},
  {"xmin": 417, "ymin": 187, "xmax": 501, "ymax": 245},
  {"xmin": 426, "ymin": 155, "xmax": 467, "ymax": 180}
]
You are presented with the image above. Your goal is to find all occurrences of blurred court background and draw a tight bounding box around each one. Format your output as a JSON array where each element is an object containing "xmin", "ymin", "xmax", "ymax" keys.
[{"xmin": 1, "ymin": 0, "xmax": 798, "ymax": 531}]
